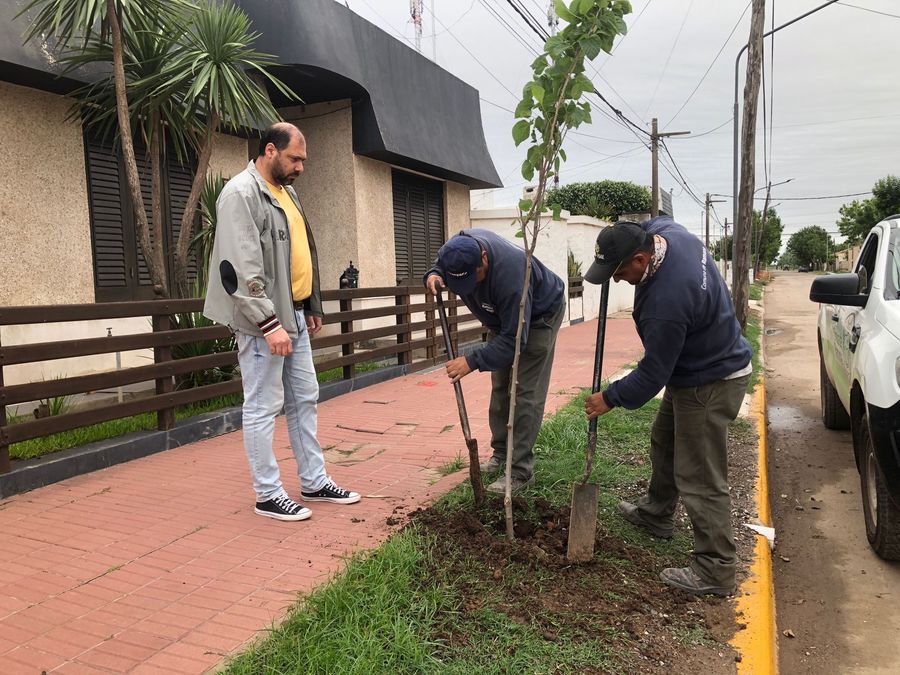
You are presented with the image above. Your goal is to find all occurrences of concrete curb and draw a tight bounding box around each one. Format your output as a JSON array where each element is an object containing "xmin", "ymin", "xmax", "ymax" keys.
[{"xmin": 730, "ymin": 381, "xmax": 778, "ymax": 672}]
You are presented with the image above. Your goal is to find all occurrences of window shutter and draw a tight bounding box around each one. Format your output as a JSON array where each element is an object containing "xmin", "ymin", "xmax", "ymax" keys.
[
  {"xmin": 166, "ymin": 154, "xmax": 198, "ymax": 288},
  {"xmin": 85, "ymin": 136, "xmax": 130, "ymax": 293},
  {"xmin": 392, "ymin": 170, "xmax": 445, "ymax": 284}
]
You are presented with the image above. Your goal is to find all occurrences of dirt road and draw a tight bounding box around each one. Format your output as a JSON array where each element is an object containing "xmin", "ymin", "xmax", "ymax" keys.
[{"xmin": 765, "ymin": 271, "xmax": 900, "ymax": 673}]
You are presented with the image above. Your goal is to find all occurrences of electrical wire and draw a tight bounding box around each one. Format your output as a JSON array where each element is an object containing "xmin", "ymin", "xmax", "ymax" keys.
[
  {"xmin": 599, "ymin": 0, "xmax": 654, "ymax": 66},
  {"xmin": 430, "ymin": 8, "xmax": 520, "ymax": 98},
  {"xmin": 644, "ymin": 0, "xmax": 695, "ymax": 119},
  {"xmin": 837, "ymin": 1, "xmax": 900, "ymax": 19},
  {"xmin": 480, "ymin": 0, "xmax": 540, "ymax": 55},
  {"xmin": 710, "ymin": 191, "xmax": 872, "ymax": 201},
  {"xmin": 666, "ymin": 2, "xmax": 751, "ymax": 126}
]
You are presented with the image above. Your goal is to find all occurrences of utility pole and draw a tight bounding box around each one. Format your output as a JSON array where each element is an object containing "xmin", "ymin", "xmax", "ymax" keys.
[
  {"xmin": 723, "ymin": 218, "xmax": 729, "ymax": 282},
  {"xmin": 733, "ymin": 0, "xmax": 765, "ymax": 328},
  {"xmin": 650, "ymin": 118, "xmax": 690, "ymax": 217},
  {"xmin": 705, "ymin": 193, "xmax": 726, "ymax": 249},
  {"xmin": 547, "ymin": 1, "xmax": 559, "ymax": 35}
]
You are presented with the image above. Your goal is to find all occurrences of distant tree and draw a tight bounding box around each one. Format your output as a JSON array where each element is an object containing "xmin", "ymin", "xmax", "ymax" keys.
[
  {"xmin": 752, "ymin": 207, "xmax": 783, "ymax": 272},
  {"xmin": 837, "ymin": 175, "xmax": 900, "ymax": 245},
  {"xmin": 777, "ymin": 250, "xmax": 799, "ymax": 269},
  {"xmin": 787, "ymin": 226, "xmax": 835, "ymax": 269},
  {"xmin": 719, "ymin": 234, "xmax": 734, "ymax": 261},
  {"xmin": 545, "ymin": 180, "xmax": 651, "ymax": 220}
]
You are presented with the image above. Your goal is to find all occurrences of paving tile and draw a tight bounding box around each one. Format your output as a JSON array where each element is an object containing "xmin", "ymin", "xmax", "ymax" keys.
[{"xmin": 0, "ymin": 319, "xmax": 641, "ymax": 673}]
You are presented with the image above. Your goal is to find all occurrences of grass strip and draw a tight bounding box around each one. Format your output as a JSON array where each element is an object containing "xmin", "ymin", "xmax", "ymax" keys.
[{"xmin": 223, "ymin": 390, "xmax": 746, "ymax": 674}]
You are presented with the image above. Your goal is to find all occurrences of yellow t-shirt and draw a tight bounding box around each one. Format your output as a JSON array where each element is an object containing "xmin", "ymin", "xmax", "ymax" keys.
[{"xmin": 265, "ymin": 181, "xmax": 312, "ymax": 302}]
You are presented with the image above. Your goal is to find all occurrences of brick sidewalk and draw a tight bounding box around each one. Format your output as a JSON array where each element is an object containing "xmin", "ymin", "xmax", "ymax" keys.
[{"xmin": 0, "ymin": 318, "xmax": 641, "ymax": 674}]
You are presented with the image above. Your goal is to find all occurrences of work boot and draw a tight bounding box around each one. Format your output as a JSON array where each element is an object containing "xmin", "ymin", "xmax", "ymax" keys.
[
  {"xmin": 479, "ymin": 455, "xmax": 504, "ymax": 474},
  {"xmin": 660, "ymin": 567, "xmax": 734, "ymax": 597},
  {"xmin": 487, "ymin": 474, "xmax": 534, "ymax": 494},
  {"xmin": 617, "ymin": 501, "xmax": 673, "ymax": 539}
]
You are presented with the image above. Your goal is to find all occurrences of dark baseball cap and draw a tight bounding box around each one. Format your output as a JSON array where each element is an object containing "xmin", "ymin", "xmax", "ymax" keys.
[
  {"xmin": 438, "ymin": 234, "xmax": 482, "ymax": 296},
  {"xmin": 584, "ymin": 221, "xmax": 648, "ymax": 285}
]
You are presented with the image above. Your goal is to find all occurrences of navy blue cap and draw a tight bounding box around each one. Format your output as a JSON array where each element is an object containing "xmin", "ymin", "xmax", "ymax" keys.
[
  {"xmin": 438, "ymin": 234, "xmax": 481, "ymax": 296},
  {"xmin": 584, "ymin": 221, "xmax": 648, "ymax": 285}
]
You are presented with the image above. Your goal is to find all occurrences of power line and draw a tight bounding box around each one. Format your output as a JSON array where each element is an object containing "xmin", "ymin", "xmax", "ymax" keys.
[
  {"xmin": 480, "ymin": 97, "xmax": 515, "ymax": 114},
  {"xmin": 644, "ymin": 0, "xmax": 695, "ymax": 118},
  {"xmin": 599, "ymin": 0, "xmax": 654, "ymax": 67},
  {"xmin": 666, "ymin": 2, "xmax": 751, "ymax": 126},
  {"xmin": 710, "ymin": 191, "xmax": 872, "ymax": 201},
  {"xmin": 675, "ymin": 117, "xmax": 733, "ymax": 139},
  {"xmin": 569, "ymin": 129, "xmax": 644, "ymax": 144},
  {"xmin": 430, "ymin": 7, "xmax": 519, "ymax": 98},
  {"xmin": 479, "ymin": 0, "xmax": 540, "ymax": 55},
  {"xmin": 837, "ymin": 1, "xmax": 900, "ymax": 19},
  {"xmin": 505, "ymin": 0, "xmax": 550, "ymax": 40}
]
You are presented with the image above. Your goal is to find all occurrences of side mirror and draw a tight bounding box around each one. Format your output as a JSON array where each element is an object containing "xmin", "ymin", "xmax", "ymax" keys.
[{"xmin": 809, "ymin": 273, "xmax": 867, "ymax": 307}]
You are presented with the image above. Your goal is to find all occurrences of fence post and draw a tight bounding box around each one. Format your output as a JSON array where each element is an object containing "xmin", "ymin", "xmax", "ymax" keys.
[
  {"xmin": 340, "ymin": 297, "xmax": 355, "ymax": 380},
  {"xmin": 396, "ymin": 287, "xmax": 412, "ymax": 366},
  {"xmin": 448, "ymin": 294, "xmax": 459, "ymax": 357},
  {"xmin": 424, "ymin": 290, "xmax": 436, "ymax": 365},
  {"xmin": 0, "ymin": 328, "xmax": 8, "ymax": 474},
  {"xmin": 153, "ymin": 313, "xmax": 175, "ymax": 431}
]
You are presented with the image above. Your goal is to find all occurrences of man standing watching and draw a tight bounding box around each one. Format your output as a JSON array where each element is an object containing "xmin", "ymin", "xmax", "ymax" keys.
[
  {"xmin": 583, "ymin": 218, "xmax": 751, "ymax": 596},
  {"xmin": 424, "ymin": 229, "xmax": 565, "ymax": 493},
  {"xmin": 204, "ymin": 122, "xmax": 359, "ymax": 521}
]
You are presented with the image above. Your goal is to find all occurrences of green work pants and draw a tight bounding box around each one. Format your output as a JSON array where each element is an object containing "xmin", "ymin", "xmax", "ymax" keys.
[
  {"xmin": 635, "ymin": 374, "xmax": 750, "ymax": 587},
  {"xmin": 487, "ymin": 302, "xmax": 565, "ymax": 480}
]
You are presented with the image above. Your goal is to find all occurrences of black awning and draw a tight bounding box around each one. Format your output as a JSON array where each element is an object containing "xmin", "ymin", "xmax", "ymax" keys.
[
  {"xmin": 234, "ymin": 0, "xmax": 501, "ymax": 189},
  {"xmin": 1, "ymin": 0, "xmax": 502, "ymax": 189}
]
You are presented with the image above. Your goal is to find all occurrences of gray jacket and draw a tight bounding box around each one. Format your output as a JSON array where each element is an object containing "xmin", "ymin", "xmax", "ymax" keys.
[{"xmin": 203, "ymin": 161, "xmax": 323, "ymax": 338}]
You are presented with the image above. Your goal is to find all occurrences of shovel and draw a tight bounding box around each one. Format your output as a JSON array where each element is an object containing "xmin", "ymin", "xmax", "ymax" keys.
[
  {"xmin": 436, "ymin": 288, "xmax": 486, "ymax": 506},
  {"xmin": 567, "ymin": 280, "xmax": 610, "ymax": 562}
]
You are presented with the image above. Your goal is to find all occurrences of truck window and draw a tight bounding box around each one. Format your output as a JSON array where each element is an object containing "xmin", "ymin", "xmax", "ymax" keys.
[
  {"xmin": 856, "ymin": 233, "xmax": 879, "ymax": 295},
  {"xmin": 886, "ymin": 227, "xmax": 899, "ymax": 301}
]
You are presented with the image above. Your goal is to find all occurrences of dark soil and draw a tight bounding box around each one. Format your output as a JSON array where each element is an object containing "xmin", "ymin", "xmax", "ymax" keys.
[{"xmin": 399, "ymin": 421, "xmax": 759, "ymax": 674}]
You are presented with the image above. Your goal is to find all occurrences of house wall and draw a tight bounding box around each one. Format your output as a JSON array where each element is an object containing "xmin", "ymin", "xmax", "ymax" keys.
[
  {"xmin": 353, "ymin": 155, "xmax": 395, "ymax": 287},
  {"xmin": 0, "ymin": 85, "xmax": 251, "ymax": 398},
  {"xmin": 282, "ymin": 101, "xmax": 359, "ymax": 293},
  {"xmin": 446, "ymin": 181, "xmax": 472, "ymax": 238},
  {"xmin": 0, "ymin": 81, "xmax": 93, "ymax": 307},
  {"xmin": 208, "ymin": 132, "xmax": 249, "ymax": 180}
]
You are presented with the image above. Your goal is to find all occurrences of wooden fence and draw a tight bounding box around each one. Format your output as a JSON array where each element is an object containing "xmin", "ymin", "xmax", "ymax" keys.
[{"xmin": 0, "ymin": 285, "xmax": 487, "ymax": 473}]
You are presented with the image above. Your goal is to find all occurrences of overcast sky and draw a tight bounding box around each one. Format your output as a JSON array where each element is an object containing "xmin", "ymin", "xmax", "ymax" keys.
[{"xmin": 345, "ymin": 0, "xmax": 899, "ymax": 250}]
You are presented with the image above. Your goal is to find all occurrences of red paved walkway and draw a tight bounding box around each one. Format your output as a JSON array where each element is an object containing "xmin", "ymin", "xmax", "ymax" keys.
[{"xmin": 0, "ymin": 318, "xmax": 640, "ymax": 674}]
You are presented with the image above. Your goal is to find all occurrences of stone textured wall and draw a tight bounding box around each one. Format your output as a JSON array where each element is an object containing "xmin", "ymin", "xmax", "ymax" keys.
[{"xmin": 0, "ymin": 81, "xmax": 93, "ymax": 306}]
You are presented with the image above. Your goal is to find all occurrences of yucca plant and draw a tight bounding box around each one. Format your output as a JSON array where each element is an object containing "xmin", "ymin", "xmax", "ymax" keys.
[{"xmin": 19, "ymin": 0, "xmax": 298, "ymax": 297}]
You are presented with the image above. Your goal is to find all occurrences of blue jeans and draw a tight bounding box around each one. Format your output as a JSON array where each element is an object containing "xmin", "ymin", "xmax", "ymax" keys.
[{"xmin": 236, "ymin": 309, "xmax": 328, "ymax": 501}]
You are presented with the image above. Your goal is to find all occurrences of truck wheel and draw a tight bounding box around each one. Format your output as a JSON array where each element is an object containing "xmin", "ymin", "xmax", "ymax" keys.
[
  {"xmin": 820, "ymin": 355, "xmax": 850, "ymax": 429},
  {"xmin": 859, "ymin": 414, "xmax": 900, "ymax": 560}
]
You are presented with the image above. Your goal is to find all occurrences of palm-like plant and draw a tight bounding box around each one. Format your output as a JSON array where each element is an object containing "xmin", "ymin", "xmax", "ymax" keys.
[
  {"xmin": 20, "ymin": 0, "xmax": 298, "ymax": 298},
  {"xmin": 153, "ymin": 2, "xmax": 298, "ymax": 297}
]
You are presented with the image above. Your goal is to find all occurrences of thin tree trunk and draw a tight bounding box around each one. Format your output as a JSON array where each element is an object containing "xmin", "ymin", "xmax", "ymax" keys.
[
  {"xmin": 149, "ymin": 117, "xmax": 166, "ymax": 291},
  {"xmin": 174, "ymin": 113, "xmax": 218, "ymax": 298},
  {"xmin": 734, "ymin": 0, "xmax": 765, "ymax": 327},
  {"xmin": 503, "ymin": 239, "xmax": 537, "ymax": 539},
  {"xmin": 106, "ymin": 0, "xmax": 168, "ymax": 296}
]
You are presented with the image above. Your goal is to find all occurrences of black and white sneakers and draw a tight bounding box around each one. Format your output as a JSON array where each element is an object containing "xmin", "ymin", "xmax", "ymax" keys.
[
  {"xmin": 255, "ymin": 482, "xmax": 360, "ymax": 521},
  {"xmin": 255, "ymin": 494, "xmax": 312, "ymax": 521},
  {"xmin": 301, "ymin": 480, "xmax": 361, "ymax": 504}
]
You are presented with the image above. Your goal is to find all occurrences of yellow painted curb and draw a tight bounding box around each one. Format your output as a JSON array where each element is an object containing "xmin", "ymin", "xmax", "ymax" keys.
[{"xmin": 730, "ymin": 382, "xmax": 778, "ymax": 674}]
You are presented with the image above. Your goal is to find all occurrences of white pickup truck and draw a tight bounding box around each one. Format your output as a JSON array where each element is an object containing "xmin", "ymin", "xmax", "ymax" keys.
[{"xmin": 811, "ymin": 215, "xmax": 900, "ymax": 560}]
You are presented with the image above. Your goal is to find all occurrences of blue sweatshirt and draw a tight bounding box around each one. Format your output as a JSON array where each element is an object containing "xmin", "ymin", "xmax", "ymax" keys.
[
  {"xmin": 425, "ymin": 228, "xmax": 564, "ymax": 372},
  {"xmin": 604, "ymin": 217, "xmax": 752, "ymax": 410}
]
